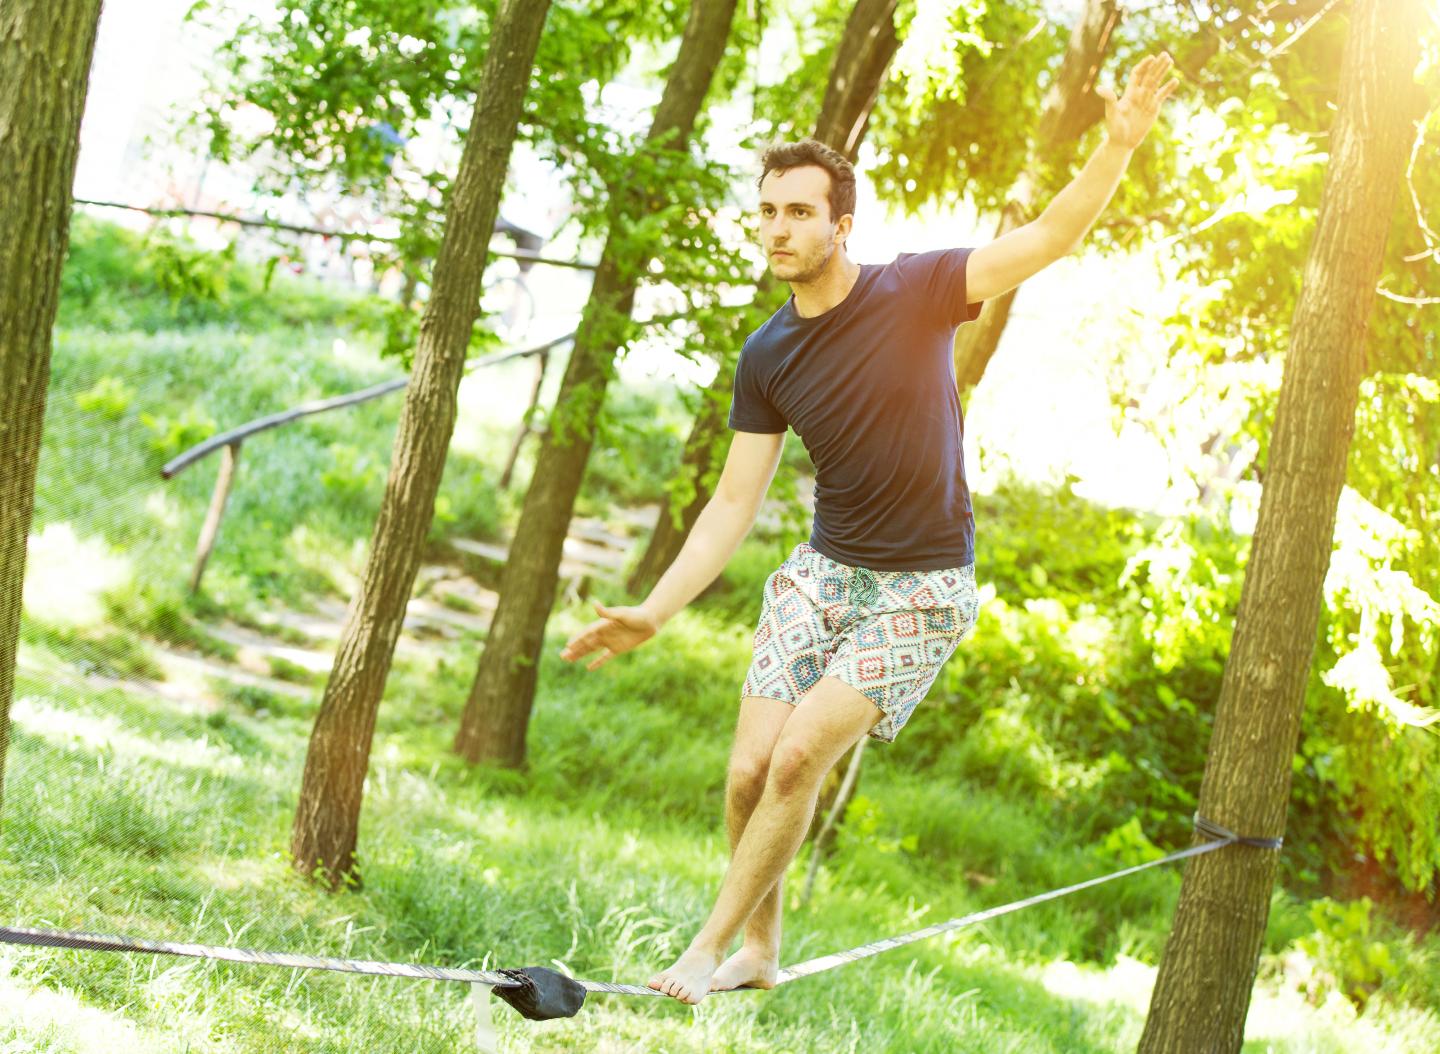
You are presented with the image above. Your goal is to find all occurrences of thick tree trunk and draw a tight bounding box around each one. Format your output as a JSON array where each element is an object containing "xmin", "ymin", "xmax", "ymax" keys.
[
  {"xmin": 627, "ymin": 0, "xmax": 899, "ymax": 598},
  {"xmin": 1138, "ymin": 1, "xmax": 1425, "ymax": 1049},
  {"xmin": 453, "ymin": 0, "xmax": 741, "ymax": 767},
  {"xmin": 290, "ymin": 0, "xmax": 553, "ymax": 887},
  {"xmin": 0, "ymin": 0, "xmax": 104, "ymax": 817}
]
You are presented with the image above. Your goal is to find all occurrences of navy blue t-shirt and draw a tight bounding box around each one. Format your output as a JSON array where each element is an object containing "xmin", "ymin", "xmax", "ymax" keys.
[{"xmin": 728, "ymin": 248, "xmax": 984, "ymax": 571}]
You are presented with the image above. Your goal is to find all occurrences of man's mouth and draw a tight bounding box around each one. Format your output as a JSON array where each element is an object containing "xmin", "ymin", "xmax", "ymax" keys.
[{"xmin": 772, "ymin": 250, "xmax": 792, "ymax": 258}]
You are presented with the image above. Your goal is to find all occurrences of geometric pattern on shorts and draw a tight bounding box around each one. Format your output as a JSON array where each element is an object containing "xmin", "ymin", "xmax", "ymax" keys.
[{"xmin": 742, "ymin": 542, "xmax": 981, "ymax": 743}]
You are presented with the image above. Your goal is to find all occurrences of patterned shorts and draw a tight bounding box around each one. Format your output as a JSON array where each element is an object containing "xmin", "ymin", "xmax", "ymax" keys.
[{"xmin": 741, "ymin": 542, "xmax": 980, "ymax": 742}]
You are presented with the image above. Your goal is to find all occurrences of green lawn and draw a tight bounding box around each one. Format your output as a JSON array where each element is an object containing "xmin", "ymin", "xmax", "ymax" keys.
[{"xmin": 5, "ymin": 607, "xmax": 1438, "ymax": 1052}]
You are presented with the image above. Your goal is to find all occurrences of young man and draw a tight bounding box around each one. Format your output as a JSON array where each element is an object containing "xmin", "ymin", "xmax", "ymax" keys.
[{"xmin": 560, "ymin": 53, "xmax": 1178, "ymax": 1004}]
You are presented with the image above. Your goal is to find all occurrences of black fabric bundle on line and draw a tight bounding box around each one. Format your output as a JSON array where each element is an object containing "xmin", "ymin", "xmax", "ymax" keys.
[{"xmin": 491, "ymin": 967, "xmax": 588, "ymax": 1020}]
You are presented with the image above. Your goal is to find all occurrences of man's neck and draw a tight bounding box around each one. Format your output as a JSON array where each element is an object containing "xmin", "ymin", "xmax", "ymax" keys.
[{"xmin": 790, "ymin": 253, "xmax": 861, "ymax": 319}]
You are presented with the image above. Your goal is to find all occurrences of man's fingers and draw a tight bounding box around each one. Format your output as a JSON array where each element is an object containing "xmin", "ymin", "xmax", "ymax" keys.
[
  {"xmin": 586, "ymin": 648, "xmax": 611, "ymax": 672},
  {"xmin": 562, "ymin": 624, "xmax": 606, "ymax": 660}
]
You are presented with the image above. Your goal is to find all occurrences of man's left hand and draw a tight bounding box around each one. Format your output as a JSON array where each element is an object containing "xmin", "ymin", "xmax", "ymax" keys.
[{"xmin": 1097, "ymin": 51, "xmax": 1180, "ymax": 151}]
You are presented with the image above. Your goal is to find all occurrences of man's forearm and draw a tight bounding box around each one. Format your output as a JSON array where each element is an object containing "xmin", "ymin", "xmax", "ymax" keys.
[
  {"xmin": 641, "ymin": 497, "xmax": 756, "ymax": 626},
  {"xmin": 1037, "ymin": 135, "xmax": 1134, "ymax": 252}
]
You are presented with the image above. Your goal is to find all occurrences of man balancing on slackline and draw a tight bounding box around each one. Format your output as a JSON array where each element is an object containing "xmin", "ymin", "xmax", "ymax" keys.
[{"xmin": 560, "ymin": 52, "xmax": 1179, "ymax": 1004}]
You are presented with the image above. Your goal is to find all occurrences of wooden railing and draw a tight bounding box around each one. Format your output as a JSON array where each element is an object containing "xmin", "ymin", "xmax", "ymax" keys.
[{"xmin": 164, "ymin": 332, "xmax": 575, "ymax": 593}]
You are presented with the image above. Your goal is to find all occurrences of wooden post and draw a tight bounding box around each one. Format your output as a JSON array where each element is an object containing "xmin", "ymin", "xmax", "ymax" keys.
[
  {"xmin": 499, "ymin": 347, "xmax": 549, "ymax": 490},
  {"xmin": 190, "ymin": 441, "xmax": 242, "ymax": 595}
]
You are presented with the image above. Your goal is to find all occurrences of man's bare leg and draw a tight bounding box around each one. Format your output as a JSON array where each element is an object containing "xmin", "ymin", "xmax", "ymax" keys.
[
  {"xmin": 649, "ymin": 677, "xmax": 881, "ymax": 1003},
  {"xmin": 709, "ymin": 696, "xmax": 792, "ymax": 992}
]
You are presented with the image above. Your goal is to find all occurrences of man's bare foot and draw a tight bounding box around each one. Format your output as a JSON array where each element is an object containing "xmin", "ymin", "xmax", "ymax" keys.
[
  {"xmin": 709, "ymin": 946, "xmax": 779, "ymax": 992},
  {"xmin": 648, "ymin": 946, "xmax": 724, "ymax": 1005}
]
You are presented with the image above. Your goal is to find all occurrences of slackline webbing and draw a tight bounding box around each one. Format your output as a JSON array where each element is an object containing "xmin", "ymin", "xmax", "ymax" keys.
[
  {"xmin": 0, "ymin": 813, "xmax": 1281, "ymax": 1001},
  {"xmin": 776, "ymin": 814, "xmax": 1281, "ymax": 983}
]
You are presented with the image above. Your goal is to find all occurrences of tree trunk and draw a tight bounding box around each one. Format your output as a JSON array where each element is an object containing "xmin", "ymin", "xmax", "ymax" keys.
[
  {"xmin": 290, "ymin": 0, "xmax": 553, "ymax": 888},
  {"xmin": 453, "ymin": 0, "xmax": 741, "ymax": 767},
  {"xmin": 951, "ymin": 0, "xmax": 1117, "ymax": 394},
  {"xmin": 0, "ymin": 0, "xmax": 104, "ymax": 818},
  {"xmin": 627, "ymin": 0, "xmax": 900, "ymax": 598},
  {"xmin": 954, "ymin": 0, "xmax": 1338, "ymax": 397},
  {"xmin": 1138, "ymin": 1, "xmax": 1425, "ymax": 1048}
]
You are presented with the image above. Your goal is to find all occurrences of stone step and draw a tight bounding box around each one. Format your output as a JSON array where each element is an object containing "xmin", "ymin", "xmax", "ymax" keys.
[{"xmin": 205, "ymin": 621, "xmax": 333, "ymax": 674}]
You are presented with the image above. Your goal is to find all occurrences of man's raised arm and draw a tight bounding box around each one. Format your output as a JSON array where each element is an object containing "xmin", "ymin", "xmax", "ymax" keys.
[
  {"xmin": 966, "ymin": 51, "xmax": 1178, "ymax": 304},
  {"xmin": 560, "ymin": 429, "xmax": 786, "ymax": 670}
]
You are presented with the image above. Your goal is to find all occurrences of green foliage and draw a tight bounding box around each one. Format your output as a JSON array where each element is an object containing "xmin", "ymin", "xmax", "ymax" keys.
[
  {"xmin": 869, "ymin": 1, "xmax": 1049, "ymax": 216},
  {"xmin": 18, "ymin": 620, "xmax": 163, "ymax": 682},
  {"xmin": 138, "ymin": 406, "xmax": 218, "ymax": 459},
  {"xmin": 837, "ymin": 794, "xmax": 919, "ymax": 857},
  {"xmin": 59, "ymin": 215, "xmax": 389, "ymax": 334},
  {"xmin": 1294, "ymin": 897, "xmax": 1397, "ymax": 1011},
  {"xmin": 577, "ymin": 382, "xmax": 689, "ymax": 514},
  {"xmin": 73, "ymin": 376, "xmax": 136, "ymax": 419},
  {"xmin": 319, "ymin": 442, "xmax": 384, "ymax": 501}
]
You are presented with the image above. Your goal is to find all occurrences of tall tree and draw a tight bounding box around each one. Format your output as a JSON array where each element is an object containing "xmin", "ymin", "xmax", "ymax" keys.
[
  {"xmin": 1138, "ymin": 0, "xmax": 1428, "ymax": 1048},
  {"xmin": 628, "ymin": 0, "xmax": 902, "ymax": 596},
  {"xmin": 290, "ymin": 0, "xmax": 554, "ymax": 887},
  {"xmin": 0, "ymin": 0, "xmax": 105, "ymax": 815},
  {"xmin": 453, "ymin": 0, "xmax": 743, "ymax": 767}
]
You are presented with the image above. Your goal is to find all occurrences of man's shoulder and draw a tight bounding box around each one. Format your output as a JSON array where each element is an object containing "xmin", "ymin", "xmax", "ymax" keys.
[{"xmin": 742, "ymin": 300, "xmax": 790, "ymax": 353}]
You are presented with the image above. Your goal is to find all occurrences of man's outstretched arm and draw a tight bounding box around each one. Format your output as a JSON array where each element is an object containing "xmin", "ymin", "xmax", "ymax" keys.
[
  {"xmin": 966, "ymin": 51, "xmax": 1179, "ymax": 305},
  {"xmin": 560, "ymin": 428, "xmax": 785, "ymax": 670}
]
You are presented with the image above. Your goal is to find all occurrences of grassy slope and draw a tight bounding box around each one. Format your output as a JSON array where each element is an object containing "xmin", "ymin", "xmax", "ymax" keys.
[
  {"xmin": 6, "ymin": 612, "xmax": 1437, "ymax": 1053},
  {"xmin": 3, "ymin": 228, "xmax": 1436, "ymax": 1051}
]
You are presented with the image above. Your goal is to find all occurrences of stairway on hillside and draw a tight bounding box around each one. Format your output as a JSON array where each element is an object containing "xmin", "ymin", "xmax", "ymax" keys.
[{"xmin": 18, "ymin": 504, "xmax": 663, "ymax": 714}]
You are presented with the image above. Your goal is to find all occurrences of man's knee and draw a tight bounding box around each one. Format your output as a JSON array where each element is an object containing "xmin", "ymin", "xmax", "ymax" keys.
[
  {"xmin": 727, "ymin": 752, "xmax": 770, "ymax": 803},
  {"xmin": 765, "ymin": 739, "xmax": 829, "ymax": 799}
]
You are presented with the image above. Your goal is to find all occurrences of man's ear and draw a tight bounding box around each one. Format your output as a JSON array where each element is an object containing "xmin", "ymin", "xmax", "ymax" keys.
[{"xmin": 834, "ymin": 213, "xmax": 853, "ymax": 247}]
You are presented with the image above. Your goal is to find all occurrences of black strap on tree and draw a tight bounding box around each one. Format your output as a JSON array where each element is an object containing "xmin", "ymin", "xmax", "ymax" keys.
[{"xmin": 1193, "ymin": 812, "xmax": 1284, "ymax": 850}]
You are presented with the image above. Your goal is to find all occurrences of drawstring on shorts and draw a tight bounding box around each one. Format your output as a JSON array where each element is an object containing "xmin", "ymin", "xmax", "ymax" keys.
[{"xmin": 851, "ymin": 566, "xmax": 880, "ymax": 606}]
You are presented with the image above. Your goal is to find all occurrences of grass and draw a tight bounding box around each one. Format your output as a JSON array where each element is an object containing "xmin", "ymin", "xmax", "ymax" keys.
[
  {"xmin": 6, "ymin": 611, "xmax": 1439, "ymax": 1053},
  {"xmin": 4, "ymin": 226, "xmax": 1436, "ymax": 1051}
]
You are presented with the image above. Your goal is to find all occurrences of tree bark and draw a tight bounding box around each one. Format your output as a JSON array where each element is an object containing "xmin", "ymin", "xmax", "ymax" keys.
[
  {"xmin": 0, "ymin": 0, "xmax": 104, "ymax": 818},
  {"xmin": 627, "ymin": 0, "xmax": 900, "ymax": 598},
  {"xmin": 951, "ymin": 0, "xmax": 1117, "ymax": 394},
  {"xmin": 290, "ymin": 0, "xmax": 553, "ymax": 888},
  {"xmin": 453, "ymin": 0, "xmax": 741, "ymax": 767},
  {"xmin": 1138, "ymin": 1, "xmax": 1425, "ymax": 1049}
]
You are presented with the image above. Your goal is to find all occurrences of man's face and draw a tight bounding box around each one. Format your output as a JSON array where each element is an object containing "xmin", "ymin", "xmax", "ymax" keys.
[{"xmin": 758, "ymin": 165, "xmax": 849, "ymax": 283}]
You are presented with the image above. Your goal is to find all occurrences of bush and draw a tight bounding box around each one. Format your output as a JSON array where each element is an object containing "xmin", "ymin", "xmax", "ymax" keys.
[{"xmin": 59, "ymin": 214, "xmax": 389, "ymax": 334}]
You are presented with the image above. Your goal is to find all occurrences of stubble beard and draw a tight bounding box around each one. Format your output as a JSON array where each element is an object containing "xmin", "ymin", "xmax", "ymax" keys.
[{"xmin": 772, "ymin": 242, "xmax": 833, "ymax": 285}]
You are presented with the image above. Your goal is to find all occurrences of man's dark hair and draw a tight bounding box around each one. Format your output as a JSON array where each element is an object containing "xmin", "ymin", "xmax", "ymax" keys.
[{"xmin": 757, "ymin": 139, "xmax": 857, "ymax": 226}]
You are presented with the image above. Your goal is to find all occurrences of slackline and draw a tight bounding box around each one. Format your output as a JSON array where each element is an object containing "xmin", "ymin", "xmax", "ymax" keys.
[{"xmin": 0, "ymin": 814, "xmax": 1280, "ymax": 1003}]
